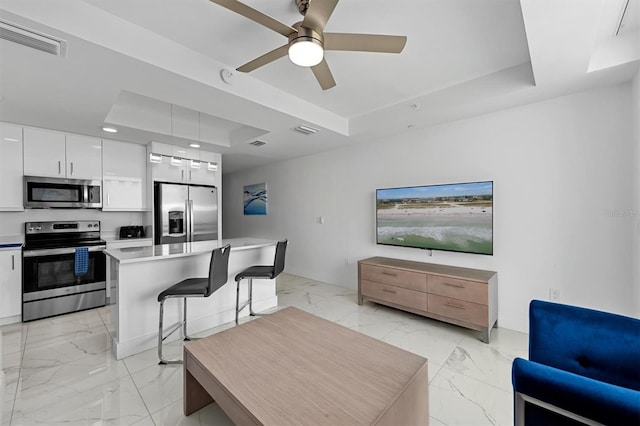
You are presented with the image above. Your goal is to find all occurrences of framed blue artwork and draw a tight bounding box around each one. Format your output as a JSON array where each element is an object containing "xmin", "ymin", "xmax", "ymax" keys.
[{"xmin": 243, "ymin": 182, "xmax": 267, "ymax": 215}]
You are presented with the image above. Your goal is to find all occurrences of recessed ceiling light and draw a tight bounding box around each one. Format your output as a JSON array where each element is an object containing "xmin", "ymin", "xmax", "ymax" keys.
[
  {"xmin": 189, "ymin": 143, "xmax": 200, "ymax": 148},
  {"xmin": 102, "ymin": 126, "xmax": 118, "ymax": 133}
]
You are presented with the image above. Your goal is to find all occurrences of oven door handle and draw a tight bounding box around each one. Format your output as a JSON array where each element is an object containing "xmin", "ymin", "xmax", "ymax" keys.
[{"xmin": 23, "ymin": 245, "xmax": 106, "ymax": 258}]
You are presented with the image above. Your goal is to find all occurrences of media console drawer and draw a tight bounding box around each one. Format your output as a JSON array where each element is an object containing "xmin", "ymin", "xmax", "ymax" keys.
[
  {"xmin": 428, "ymin": 275, "xmax": 487, "ymax": 304},
  {"xmin": 361, "ymin": 280, "xmax": 427, "ymax": 312},
  {"xmin": 428, "ymin": 294, "xmax": 488, "ymax": 327},
  {"xmin": 360, "ymin": 264, "xmax": 427, "ymax": 292},
  {"xmin": 358, "ymin": 256, "xmax": 497, "ymax": 343}
]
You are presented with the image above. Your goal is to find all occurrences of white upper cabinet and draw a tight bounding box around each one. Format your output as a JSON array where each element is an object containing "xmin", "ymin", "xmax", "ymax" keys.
[
  {"xmin": 149, "ymin": 142, "xmax": 219, "ymax": 186},
  {"xmin": 23, "ymin": 127, "xmax": 102, "ymax": 180},
  {"xmin": 0, "ymin": 123, "xmax": 24, "ymax": 211},
  {"xmin": 102, "ymin": 140, "xmax": 147, "ymax": 211},
  {"xmin": 66, "ymin": 134, "xmax": 102, "ymax": 180},
  {"xmin": 189, "ymin": 151, "xmax": 220, "ymax": 186},
  {"xmin": 23, "ymin": 127, "xmax": 66, "ymax": 178}
]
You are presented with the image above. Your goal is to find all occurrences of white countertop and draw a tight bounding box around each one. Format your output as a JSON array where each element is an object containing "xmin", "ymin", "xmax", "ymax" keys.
[
  {"xmin": 104, "ymin": 238, "xmax": 276, "ymax": 264},
  {"xmin": 0, "ymin": 235, "xmax": 23, "ymax": 249},
  {"xmin": 103, "ymin": 236, "xmax": 153, "ymax": 244}
]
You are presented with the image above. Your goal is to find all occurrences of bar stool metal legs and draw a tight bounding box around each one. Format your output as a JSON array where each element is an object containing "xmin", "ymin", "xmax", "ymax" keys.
[
  {"xmin": 235, "ymin": 278, "xmax": 258, "ymax": 324},
  {"xmin": 234, "ymin": 239, "xmax": 288, "ymax": 325},
  {"xmin": 158, "ymin": 296, "xmax": 197, "ymax": 365},
  {"xmin": 156, "ymin": 244, "xmax": 231, "ymax": 365}
]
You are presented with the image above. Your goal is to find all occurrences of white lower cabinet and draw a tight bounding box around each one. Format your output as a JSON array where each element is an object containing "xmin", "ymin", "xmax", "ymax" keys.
[{"xmin": 0, "ymin": 248, "xmax": 22, "ymax": 323}]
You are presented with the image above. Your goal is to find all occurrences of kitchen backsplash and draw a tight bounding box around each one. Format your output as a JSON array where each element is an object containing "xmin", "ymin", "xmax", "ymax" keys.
[{"xmin": 0, "ymin": 210, "xmax": 149, "ymax": 238}]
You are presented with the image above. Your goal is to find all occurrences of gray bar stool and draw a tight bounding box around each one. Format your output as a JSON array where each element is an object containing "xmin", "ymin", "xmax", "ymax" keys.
[
  {"xmin": 157, "ymin": 244, "xmax": 231, "ymax": 364},
  {"xmin": 235, "ymin": 239, "xmax": 288, "ymax": 324}
]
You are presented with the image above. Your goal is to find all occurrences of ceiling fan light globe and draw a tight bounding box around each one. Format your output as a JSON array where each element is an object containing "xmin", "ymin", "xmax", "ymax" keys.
[{"xmin": 288, "ymin": 38, "xmax": 324, "ymax": 67}]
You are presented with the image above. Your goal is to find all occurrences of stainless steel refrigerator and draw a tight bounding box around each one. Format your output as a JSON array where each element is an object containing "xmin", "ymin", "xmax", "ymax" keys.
[{"xmin": 154, "ymin": 182, "xmax": 218, "ymax": 244}]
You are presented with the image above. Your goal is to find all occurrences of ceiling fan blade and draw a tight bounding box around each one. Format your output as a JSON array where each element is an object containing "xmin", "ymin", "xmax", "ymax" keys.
[
  {"xmin": 302, "ymin": 0, "xmax": 339, "ymax": 33},
  {"xmin": 311, "ymin": 59, "xmax": 336, "ymax": 90},
  {"xmin": 237, "ymin": 44, "xmax": 289, "ymax": 72},
  {"xmin": 209, "ymin": 0, "xmax": 296, "ymax": 37},
  {"xmin": 324, "ymin": 33, "xmax": 407, "ymax": 53}
]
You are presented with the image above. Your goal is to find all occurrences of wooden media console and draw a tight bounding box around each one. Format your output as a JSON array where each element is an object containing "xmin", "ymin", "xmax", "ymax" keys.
[{"xmin": 358, "ymin": 257, "xmax": 498, "ymax": 343}]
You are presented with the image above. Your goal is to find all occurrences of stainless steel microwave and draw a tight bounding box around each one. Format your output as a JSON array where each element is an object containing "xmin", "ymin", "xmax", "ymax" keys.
[{"xmin": 24, "ymin": 176, "xmax": 102, "ymax": 208}]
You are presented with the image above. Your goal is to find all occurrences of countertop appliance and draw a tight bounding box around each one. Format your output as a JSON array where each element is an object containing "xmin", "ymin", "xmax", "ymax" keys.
[
  {"xmin": 119, "ymin": 226, "xmax": 145, "ymax": 239},
  {"xmin": 24, "ymin": 175, "xmax": 101, "ymax": 208},
  {"xmin": 154, "ymin": 182, "xmax": 218, "ymax": 245},
  {"xmin": 22, "ymin": 220, "xmax": 106, "ymax": 321}
]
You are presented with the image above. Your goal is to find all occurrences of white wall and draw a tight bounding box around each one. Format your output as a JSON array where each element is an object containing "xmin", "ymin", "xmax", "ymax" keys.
[
  {"xmin": 633, "ymin": 68, "xmax": 640, "ymax": 317},
  {"xmin": 223, "ymin": 83, "xmax": 637, "ymax": 332}
]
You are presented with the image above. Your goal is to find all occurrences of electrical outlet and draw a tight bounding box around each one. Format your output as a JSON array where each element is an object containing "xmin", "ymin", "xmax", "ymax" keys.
[{"xmin": 549, "ymin": 288, "xmax": 560, "ymax": 301}]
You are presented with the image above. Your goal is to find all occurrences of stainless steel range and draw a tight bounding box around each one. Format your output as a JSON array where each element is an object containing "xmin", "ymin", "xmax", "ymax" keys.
[{"xmin": 22, "ymin": 221, "xmax": 107, "ymax": 322}]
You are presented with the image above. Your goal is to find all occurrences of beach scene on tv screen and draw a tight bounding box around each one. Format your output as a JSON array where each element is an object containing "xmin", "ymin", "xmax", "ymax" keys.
[{"xmin": 377, "ymin": 181, "xmax": 493, "ymax": 254}]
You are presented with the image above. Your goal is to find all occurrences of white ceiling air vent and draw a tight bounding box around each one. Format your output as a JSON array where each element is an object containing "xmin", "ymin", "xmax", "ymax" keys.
[
  {"xmin": 249, "ymin": 140, "xmax": 267, "ymax": 147},
  {"xmin": 0, "ymin": 20, "xmax": 67, "ymax": 56},
  {"xmin": 293, "ymin": 124, "xmax": 319, "ymax": 135}
]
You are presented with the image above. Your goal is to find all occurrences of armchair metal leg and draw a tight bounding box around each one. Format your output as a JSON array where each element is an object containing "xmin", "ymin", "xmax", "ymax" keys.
[
  {"xmin": 515, "ymin": 392, "xmax": 606, "ymax": 426},
  {"xmin": 514, "ymin": 392, "xmax": 525, "ymax": 426}
]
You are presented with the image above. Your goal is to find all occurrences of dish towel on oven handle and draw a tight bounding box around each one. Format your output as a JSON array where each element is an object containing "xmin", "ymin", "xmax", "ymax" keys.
[{"xmin": 74, "ymin": 247, "xmax": 89, "ymax": 276}]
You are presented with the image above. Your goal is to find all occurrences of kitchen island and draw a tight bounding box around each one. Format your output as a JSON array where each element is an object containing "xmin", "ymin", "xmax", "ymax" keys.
[{"xmin": 104, "ymin": 238, "xmax": 278, "ymax": 360}]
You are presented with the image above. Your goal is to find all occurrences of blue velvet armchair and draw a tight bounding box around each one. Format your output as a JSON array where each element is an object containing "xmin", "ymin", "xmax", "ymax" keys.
[{"xmin": 512, "ymin": 300, "xmax": 640, "ymax": 425}]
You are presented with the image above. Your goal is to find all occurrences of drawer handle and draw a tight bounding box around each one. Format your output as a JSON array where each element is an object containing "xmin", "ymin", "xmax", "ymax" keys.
[
  {"xmin": 382, "ymin": 288, "xmax": 397, "ymax": 294},
  {"xmin": 443, "ymin": 282, "xmax": 465, "ymax": 288},
  {"xmin": 382, "ymin": 271, "xmax": 397, "ymax": 276},
  {"xmin": 445, "ymin": 302, "xmax": 465, "ymax": 310}
]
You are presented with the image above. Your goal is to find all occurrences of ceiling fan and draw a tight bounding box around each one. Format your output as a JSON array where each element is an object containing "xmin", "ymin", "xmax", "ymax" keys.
[{"xmin": 209, "ymin": 0, "xmax": 407, "ymax": 90}]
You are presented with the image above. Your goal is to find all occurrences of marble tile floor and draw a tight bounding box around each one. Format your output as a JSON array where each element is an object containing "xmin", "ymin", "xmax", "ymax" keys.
[{"xmin": 1, "ymin": 273, "xmax": 527, "ymax": 425}]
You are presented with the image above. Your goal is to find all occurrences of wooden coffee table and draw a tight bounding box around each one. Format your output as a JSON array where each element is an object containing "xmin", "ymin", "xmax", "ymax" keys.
[{"xmin": 184, "ymin": 307, "xmax": 428, "ymax": 425}]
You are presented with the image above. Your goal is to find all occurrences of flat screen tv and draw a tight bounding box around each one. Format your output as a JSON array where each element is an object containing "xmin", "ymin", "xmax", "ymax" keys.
[{"xmin": 376, "ymin": 181, "xmax": 493, "ymax": 255}]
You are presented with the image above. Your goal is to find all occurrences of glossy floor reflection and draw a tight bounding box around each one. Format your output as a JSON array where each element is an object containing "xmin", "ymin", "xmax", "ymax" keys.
[{"xmin": 1, "ymin": 273, "xmax": 527, "ymax": 425}]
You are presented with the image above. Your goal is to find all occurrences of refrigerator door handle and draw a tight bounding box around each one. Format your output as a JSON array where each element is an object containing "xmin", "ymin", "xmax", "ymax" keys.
[
  {"xmin": 188, "ymin": 199, "xmax": 194, "ymax": 242},
  {"xmin": 185, "ymin": 200, "xmax": 190, "ymax": 242}
]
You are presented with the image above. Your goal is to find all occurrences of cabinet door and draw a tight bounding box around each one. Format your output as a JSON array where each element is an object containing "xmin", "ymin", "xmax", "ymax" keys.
[
  {"xmin": 189, "ymin": 151, "xmax": 220, "ymax": 186},
  {"xmin": 0, "ymin": 123, "xmax": 24, "ymax": 210},
  {"xmin": 66, "ymin": 134, "xmax": 102, "ymax": 180},
  {"xmin": 0, "ymin": 249, "xmax": 22, "ymax": 320},
  {"xmin": 103, "ymin": 178, "xmax": 143, "ymax": 211},
  {"xmin": 103, "ymin": 140, "xmax": 146, "ymax": 177},
  {"xmin": 151, "ymin": 155, "xmax": 187, "ymax": 183},
  {"xmin": 185, "ymin": 162, "xmax": 215, "ymax": 185},
  {"xmin": 103, "ymin": 140, "xmax": 147, "ymax": 210},
  {"xmin": 172, "ymin": 145, "xmax": 199, "ymax": 160},
  {"xmin": 23, "ymin": 127, "xmax": 66, "ymax": 177}
]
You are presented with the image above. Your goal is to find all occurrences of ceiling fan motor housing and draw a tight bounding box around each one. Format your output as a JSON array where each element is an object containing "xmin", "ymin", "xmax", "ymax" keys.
[{"xmin": 289, "ymin": 23, "xmax": 324, "ymax": 47}]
